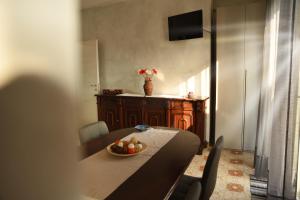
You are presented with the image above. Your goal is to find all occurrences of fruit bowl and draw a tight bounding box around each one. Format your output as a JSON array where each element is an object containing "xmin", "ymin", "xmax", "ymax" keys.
[
  {"xmin": 106, "ymin": 137, "xmax": 147, "ymax": 157},
  {"xmin": 106, "ymin": 142, "xmax": 147, "ymax": 157}
]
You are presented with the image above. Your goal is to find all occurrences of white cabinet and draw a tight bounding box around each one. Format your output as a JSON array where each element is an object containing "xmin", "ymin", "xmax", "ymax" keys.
[{"xmin": 216, "ymin": 1, "xmax": 266, "ymax": 150}]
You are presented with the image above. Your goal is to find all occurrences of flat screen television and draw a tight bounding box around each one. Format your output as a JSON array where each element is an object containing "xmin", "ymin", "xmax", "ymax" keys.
[{"xmin": 168, "ymin": 10, "xmax": 203, "ymax": 41}]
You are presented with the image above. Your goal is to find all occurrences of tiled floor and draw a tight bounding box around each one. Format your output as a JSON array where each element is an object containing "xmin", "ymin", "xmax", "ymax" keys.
[{"xmin": 184, "ymin": 148, "xmax": 254, "ymax": 200}]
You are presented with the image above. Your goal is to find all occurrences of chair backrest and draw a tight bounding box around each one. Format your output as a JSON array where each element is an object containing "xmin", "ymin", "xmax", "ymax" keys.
[
  {"xmin": 79, "ymin": 121, "xmax": 109, "ymax": 145},
  {"xmin": 200, "ymin": 136, "xmax": 224, "ymax": 200}
]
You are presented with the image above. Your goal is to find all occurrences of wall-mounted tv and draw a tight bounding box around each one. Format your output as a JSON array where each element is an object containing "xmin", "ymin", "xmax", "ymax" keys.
[{"xmin": 168, "ymin": 10, "xmax": 203, "ymax": 41}]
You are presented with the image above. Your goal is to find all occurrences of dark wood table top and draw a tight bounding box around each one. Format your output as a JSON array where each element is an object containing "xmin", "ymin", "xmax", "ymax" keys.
[{"xmin": 80, "ymin": 127, "xmax": 200, "ymax": 200}]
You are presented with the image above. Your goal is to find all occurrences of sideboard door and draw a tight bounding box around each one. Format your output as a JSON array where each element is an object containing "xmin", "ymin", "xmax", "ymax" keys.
[
  {"xmin": 99, "ymin": 97, "xmax": 122, "ymax": 131},
  {"xmin": 169, "ymin": 101, "xmax": 195, "ymax": 132},
  {"xmin": 170, "ymin": 110, "xmax": 194, "ymax": 132},
  {"xmin": 123, "ymin": 99, "xmax": 143, "ymax": 128},
  {"xmin": 144, "ymin": 99, "xmax": 167, "ymax": 127}
]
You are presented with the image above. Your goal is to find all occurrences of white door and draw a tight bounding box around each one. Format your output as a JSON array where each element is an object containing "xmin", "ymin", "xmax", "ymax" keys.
[
  {"xmin": 79, "ymin": 40, "xmax": 100, "ymax": 128},
  {"xmin": 216, "ymin": 2, "xmax": 265, "ymax": 150}
]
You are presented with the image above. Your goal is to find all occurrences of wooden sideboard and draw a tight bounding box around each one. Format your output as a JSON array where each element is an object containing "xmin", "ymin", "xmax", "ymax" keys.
[{"xmin": 96, "ymin": 94, "xmax": 209, "ymax": 150}]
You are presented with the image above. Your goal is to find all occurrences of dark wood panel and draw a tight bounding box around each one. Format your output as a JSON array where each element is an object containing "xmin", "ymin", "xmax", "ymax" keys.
[
  {"xmin": 122, "ymin": 98, "xmax": 143, "ymax": 127},
  {"xmin": 99, "ymin": 97, "xmax": 122, "ymax": 131},
  {"xmin": 144, "ymin": 110, "xmax": 167, "ymax": 127},
  {"xmin": 123, "ymin": 109, "xmax": 143, "ymax": 127},
  {"xmin": 143, "ymin": 98, "xmax": 167, "ymax": 127},
  {"xmin": 196, "ymin": 101, "xmax": 208, "ymax": 149}
]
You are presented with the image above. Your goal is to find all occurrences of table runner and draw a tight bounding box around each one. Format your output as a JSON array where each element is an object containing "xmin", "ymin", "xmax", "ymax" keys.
[{"xmin": 79, "ymin": 128, "xmax": 179, "ymax": 200}]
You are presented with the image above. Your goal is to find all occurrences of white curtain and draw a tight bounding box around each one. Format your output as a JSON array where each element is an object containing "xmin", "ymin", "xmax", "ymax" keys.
[
  {"xmin": 255, "ymin": 0, "xmax": 299, "ymax": 198},
  {"xmin": 254, "ymin": 0, "xmax": 279, "ymax": 179}
]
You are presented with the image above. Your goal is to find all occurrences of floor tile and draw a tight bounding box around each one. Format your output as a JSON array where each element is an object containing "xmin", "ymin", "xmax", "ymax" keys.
[{"xmin": 184, "ymin": 149, "xmax": 254, "ymax": 200}]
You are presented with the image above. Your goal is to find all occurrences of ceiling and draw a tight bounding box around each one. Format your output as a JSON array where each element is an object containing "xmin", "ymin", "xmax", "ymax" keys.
[{"xmin": 81, "ymin": 0, "xmax": 130, "ymax": 9}]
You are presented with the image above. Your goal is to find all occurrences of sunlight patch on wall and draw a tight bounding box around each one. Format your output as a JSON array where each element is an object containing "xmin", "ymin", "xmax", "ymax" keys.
[
  {"xmin": 187, "ymin": 76, "xmax": 196, "ymax": 93},
  {"xmin": 201, "ymin": 67, "xmax": 210, "ymax": 97},
  {"xmin": 201, "ymin": 67, "xmax": 210, "ymax": 114},
  {"xmin": 179, "ymin": 82, "xmax": 187, "ymax": 96},
  {"xmin": 177, "ymin": 66, "xmax": 210, "ymax": 99}
]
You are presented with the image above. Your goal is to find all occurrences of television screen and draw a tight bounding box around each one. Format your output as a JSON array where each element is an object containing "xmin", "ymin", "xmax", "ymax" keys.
[{"xmin": 168, "ymin": 10, "xmax": 203, "ymax": 41}]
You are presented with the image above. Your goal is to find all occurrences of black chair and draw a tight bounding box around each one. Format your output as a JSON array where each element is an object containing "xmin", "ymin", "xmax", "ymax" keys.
[{"xmin": 170, "ymin": 136, "xmax": 224, "ymax": 200}]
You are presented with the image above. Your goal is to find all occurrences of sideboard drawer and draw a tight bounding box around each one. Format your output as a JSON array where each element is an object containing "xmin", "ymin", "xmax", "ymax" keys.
[{"xmin": 170, "ymin": 100, "xmax": 194, "ymax": 110}]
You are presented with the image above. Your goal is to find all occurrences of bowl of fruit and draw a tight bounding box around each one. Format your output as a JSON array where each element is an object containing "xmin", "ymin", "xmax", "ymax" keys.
[{"xmin": 106, "ymin": 136, "xmax": 147, "ymax": 157}]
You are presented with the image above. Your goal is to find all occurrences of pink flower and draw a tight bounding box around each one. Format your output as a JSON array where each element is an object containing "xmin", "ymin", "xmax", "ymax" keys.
[
  {"xmin": 137, "ymin": 67, "xmax": 158, "ymax": 80},
  {"xmin": 152, "ymin": 68, "xmax": 158, "ymax": 74},
  {"xmin": 138, "ymin": 69, "xmax": 146, "ymax": 75}
]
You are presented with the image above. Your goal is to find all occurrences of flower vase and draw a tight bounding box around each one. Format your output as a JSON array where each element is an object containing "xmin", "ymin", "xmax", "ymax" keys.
[{"xmin": 143, "ymin": 78, "xmax": 153, "ymax": 96}]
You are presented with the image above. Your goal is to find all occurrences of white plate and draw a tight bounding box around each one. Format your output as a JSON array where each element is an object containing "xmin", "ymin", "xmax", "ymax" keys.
[{"xmin": 106, "ymin": 142, "xmax": 147, "ymax": 157}]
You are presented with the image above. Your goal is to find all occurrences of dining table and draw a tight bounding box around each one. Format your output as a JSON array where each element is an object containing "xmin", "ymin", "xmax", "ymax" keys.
[{"xmin": 79, "ymin": 127, "xmax": 200, "ymax": 200}]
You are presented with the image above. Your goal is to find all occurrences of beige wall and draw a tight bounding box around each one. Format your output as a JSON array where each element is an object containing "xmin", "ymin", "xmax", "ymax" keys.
[{"xmin": 81, "ymin": 0, "xmax": 211, "ymax": 97}]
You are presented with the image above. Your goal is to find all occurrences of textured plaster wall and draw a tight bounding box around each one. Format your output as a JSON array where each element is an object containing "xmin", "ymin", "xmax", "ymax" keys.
[{"xmin": 81, "ymin": 0, "xmax": 211, "ymax": 97}]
